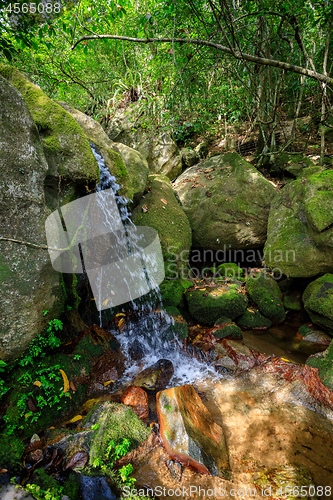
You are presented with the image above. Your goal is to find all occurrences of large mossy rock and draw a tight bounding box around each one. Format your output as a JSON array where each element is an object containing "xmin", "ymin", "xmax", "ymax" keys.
[
  {"xmin": 0, "ymin": 66, "xmax": 99, "ymax": 209},
  {"xmin": 59, "ymin": 102, "xmax": 149, "ymax": 203},
  {"xmin": 132, "ymin": 174, "xmax": 192, "ymax": 277},
  {"xmin": 306, "ymin": 341, "xmax": 333, "ymax": 390},
  {"xmin": 264, "ymin": 172, "xmax": 333, "ymax": 277},
  {"xmin": 185, "ymin": 283, "xmax": 248, "ymax": 326},
  {"xmin": 246, "ymin": 272, "xmax": 286, "ymax": 323},
  {"xmin": 106, "ymin": 104, "xmax": 182, "ymax": 180},
  {"xmin": 173, "ymin": 152, "xmax": 277, "ymax": 250},
  {"xmin": 302, "ymin": 274, "xmax": 333, "ymax": 332},
  {"xmin": 0, "ymin": 74, "xmax": 62, "ymax": 361}
]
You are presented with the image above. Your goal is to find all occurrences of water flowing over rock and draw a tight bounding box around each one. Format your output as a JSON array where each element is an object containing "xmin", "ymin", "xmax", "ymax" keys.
[
  {"xmin": 106, "ymin": 104, "xmax": 182, "ymax": 180},
  {"xmin": 173, "ymin": 152, "xmax": 277, "ymax": 250},
  {"xmin": 156, "ymin": 384, "xmax": 230, "ymax": 478},
  {"xmin": 59, "ymin": 102, "xmax": 149, "ymax": 203},
  {"xmin": 264, "ymin": 172, "xmax": 333, "ymax": 277}
]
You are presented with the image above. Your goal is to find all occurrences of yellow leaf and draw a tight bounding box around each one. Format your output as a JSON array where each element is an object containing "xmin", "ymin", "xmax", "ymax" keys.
[
  {"xmin": 115, "ymin": 313, "xmax": 126, "ymax": 318},
  {"xmin": 281, "ymin": 357, "xmax": 290, "ymax": 362},
  {"xmin": 103, "ymin": 380, "xmax": 114, "ymax": 387},
  {"xmin": 161, "ymin": 198, "xmax": 168, "ymax": 204},
  {"xmin": 48, "ymin": 426, "xmax": 56, "ymax": 429},
  {"xmin": 118, "ymin": 318, "xmax": 125, "ymax": 329},
  {"xmin": 59, "ymin": 369, "xmax": 70, "ymax": 393},
  {"xmin": 33, "ymin": 380, "xmax": 41, "ymax": 388},
  {"xmin": 199, "ymin": 288, "xmax": 206, "ymax": 291},
  {"xmin": 102, "ymin": 298, "xmax": 110, "ymax": 307},
  {"xmin": 70, "ymin": 415, "xmax": 83, "ymax": 423}
]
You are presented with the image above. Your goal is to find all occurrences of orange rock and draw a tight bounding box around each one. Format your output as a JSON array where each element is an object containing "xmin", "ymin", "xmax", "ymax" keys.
[{"xmin": 121, "ymin": 386, "xmax": 149, "ymax": 420}]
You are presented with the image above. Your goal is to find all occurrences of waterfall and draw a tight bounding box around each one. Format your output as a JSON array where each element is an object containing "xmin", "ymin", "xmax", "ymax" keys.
[{"xmin": 90, "ymin": 144, "xmax": 218, "ymax": 386}]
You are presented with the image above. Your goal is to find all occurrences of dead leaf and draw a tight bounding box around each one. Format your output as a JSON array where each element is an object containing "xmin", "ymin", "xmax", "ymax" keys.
[
  {"xmin": 115, "ymin": 313, "xmax": 126, "ymax": 318},
  {"xmin": 161, "ymin": 198, "xmax": 168, "ymax": 204},
  {"xmin": 103, "ymin": 380, "xmax": 114, "ymax": 387},
  {"xmin": 33, "ymin": 381, "xmax": 41, "ymax": 388},
  {"xmin": 70, "ymin": 415, "xmax": 83, "ymax": 423},
  {"xmin": 102, "ymin": 298, "xmax": 110, "ymax": 307},
  {"xmin": 59, "ymin": 369, "xmax": 70, "ymax": 393},
  {"xmin": 0, "ymin": 469, "xmax": 8, "ymax": 473},
  {"xmin": 142, "ymin": 204, "xmax": 148, "ymax": 213},
  {"xmin": 118, "ymin": 318, "xmax": 125, "ymax": 330},
  {"xmin": 70, "ymin": 380, "xmax": 77, "ymax": 392},
  {"xmin": 65, "ymin": 451, "xmax": 88, "ymax": 470}
]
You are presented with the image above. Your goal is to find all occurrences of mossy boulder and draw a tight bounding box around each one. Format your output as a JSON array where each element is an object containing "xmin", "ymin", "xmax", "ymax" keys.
[
  {"xmin": 173, "ymin": 152, "xmax": 277, "ymax": 250},
  {"xmin": 302, "ymin": 274, "xmax": 333, "ymax": 332},
  {"xmin": 236, "ymin": 308, "xmax": 272, "ymax": 329},
  {"xmin": 0, "ymin": 74, "xmax": 63, "ymax": 361},
  {"xmin": 132, "ymin": 175, "xmax": 192, "ymax": 277},
  {"xmin": 283, "ymin": 290, "xmax": 302, "ymax": 311},
  {"xmin": 246, "ymin": 272, "xmax": 286, "ymax": 323},
  {"xmin": 214, "ymin": 263, "xmax": 244, "ymax": 280},
  {"xmin": 160, "ymin": 278, "xmax": 192, "ymax": 307},
  {"xmin": 264, "ymin": 174, "xmax": 333, "ymax": 277},
  {"xmin": 306, "ymin": 341, "xmax": 333, "ymax": 390},
  {"xmin": 0, "ymin": 65, "xmax": 99, "ymax": 209},
  {"xmin": 0, "ymin": 433, "xmax": 25, "ymax": 472},
  {"xmin": 185, "ymin": 283, "xmax": 248, "ymax": 326},
  {"xmin": 59, "ymin": 102, "xmax": 149, "ymax": 203},
  {"xmin": 274, "ymin": 152, "xmax": 316, "ymax": 176},
  {"xmin": 213, "ymin": 322, "xmax": 243, "ymax": 339}
]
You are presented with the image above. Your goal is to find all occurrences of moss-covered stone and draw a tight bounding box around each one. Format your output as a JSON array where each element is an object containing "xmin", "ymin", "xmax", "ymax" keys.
[
  {"xmin": 213, "ymin": 323, "xmax": 243, "ymax": 339},
  {"xmin": 274, "ymin": 153, "xmax": 315, "ymax": 176},
  {"xmin": 302, "ymin": 274, "xmax": 333, "ymax": 332},
  {"xmin": 264, "ymin": 176, "xmax": 333, "ymax": 278},
  {"xmin": 163, "ymin": 307, "xmax": 188, "ymax": 339},
  {"xmin": 246, "ymin": 272, "xmax": 286, "ymax": 323},
  {"xmin": 283, "ymin": 290, "xmax": 302, "ymax": 311},
  {"xmin": 160, "ymin": 278, "xmax": 192, "ymax": 307},
  {"xmin": 132, "ymin": 175, "xmax": 192, "ymax": 277},
  {"xmin": 0, "ymin": 65, "xmax": 99, "ymax": 209},
  {"xmin": 236, "ymin": 308, "xmax": 272, "ymax": 329},
  {"xmin": 0, "ymin": 433, "xmax": 25, "ymax": 471},
  {"xmin": 173, "ymin": 152, "xmax": 277, "ymax": 250},
  {"xmin": 306, "ymin": 341, "xmax": 333, "ymax": 390},
  {"xmin": 185, "ymin": 283, "xmax": 248, "ymax": 326},
  {"xmin": 215, "ymin": 263, "xmax": 244, "ymax": 279},
  {"xmin": 304, "ymin": 170, "xmax": 333, "ymax": 232}
]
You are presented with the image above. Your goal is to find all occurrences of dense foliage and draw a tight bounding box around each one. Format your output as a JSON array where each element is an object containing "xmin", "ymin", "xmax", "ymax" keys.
[{"xmin": 1, "ymin": 0, "xmax": 332, "ymax": 160}]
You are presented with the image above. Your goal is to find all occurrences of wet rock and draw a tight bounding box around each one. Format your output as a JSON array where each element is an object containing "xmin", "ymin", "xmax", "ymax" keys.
[
  {"xmin": 185, "ymin": 283, "xmax": 248, "ymax": 326},
  {"xmin": 302, "ymin": 274, "xmax": 333, "ymax": 332},
  {"xmin": 292, "ymin": 326, "xmax": 331, "ymax": 355},
  {"xmin": 173, "ymin": 152, "xmax": 277, "ymax": 251},
  {"xmin": 79, "ymin": 475, "xmax": 116, "ymax": 500},
  {"xmin": 246, "ymin": 272, "xmax": 286, "ymax": 323},
  {"xmin": 213, "ymin": 322, "xmax": 243, "ymax": 339},
  {"xmin": 156, "ymin": 385, "xmax": 230, "ymax": 478},
  {"xmin": 236, "ymin": 309, "xmax": 272, "ymax": 329},
  {"xmin": 306, "ymin": 341, "xmax": 333, "ymax": 390},
  {"xmin": 163, "ymin": 307, "xmax": 188, "ymax": 340},
  {"xmin": 121, "ymin": 386, "xmax": 149, "ymax": 420},
  {"xmin": 251, "ymin": 464, "xmax": 314, "ymax": 497},
  {"xmin": 50, "ymin": 402, "xmax": 150, "ymax": 470},
  {"xmin": 133, "ymin": 359, "xmax": 174, "ymax": 390},
  {"xmin": 129, "ymin": 338, "xmax": 145, "ymax": 360}
]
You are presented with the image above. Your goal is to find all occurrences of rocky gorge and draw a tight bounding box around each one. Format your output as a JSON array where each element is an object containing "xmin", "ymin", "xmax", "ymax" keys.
[{"xmin": 1, "ymin": 65, "xmax": 333, "ymax": 500}]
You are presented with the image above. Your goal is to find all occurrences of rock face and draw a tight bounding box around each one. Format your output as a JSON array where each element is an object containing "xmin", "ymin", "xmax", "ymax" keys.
[
  {"xmin": 132, "ymin": 174, "xmax": 192, "ymax": 277},
  {"xmin": 173, "ymin": 152, "xmax": 277, "ymax": 250},
  {"xmin": 106, "ymin": 104, "xmax": 182, "ymax": 180},
  {"xmin": 246, "ymin": 272, "xmax": 286, "ymax": 324},
  {"xmin": 59, "ymin": 102, "xmax": 149, "ymax": 203},
  {"xmin": 264, "ymin": 172, "xmax": 333, "ymax": 277},
  {"xmin": 0, "ymin": 66, "xmax": 99, "ymax": 209},
  {"xmin": 185, "ymin": 283, "xmax": 248, "ymax": 326},
  {"xmin": 133, "ymin": 359, "xmax": 174, "ymax": 390},
  {"xmin": 302, "ymin": 274, "xmax": 333, "ymax": 332},
  {"xmin": 156, "ymin": 385, "xmax": 230, "ymax": 478},
  {"xmin": 0, "ymin": 75, "xmax": 62, "ymax": 361}
]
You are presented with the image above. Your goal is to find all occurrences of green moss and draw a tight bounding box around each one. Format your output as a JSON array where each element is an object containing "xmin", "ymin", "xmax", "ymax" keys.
[
  {"xmin": 0, "ymin": 65, "xmax": 99, "ymax": 186},
  {"xmin": 63, "ymin": 473, "xmax": 80, "ymax": 500},
  {"xmin": 83, "ymin": 402, "xmax": 151, "ymax": 466},
  {"xmin": 132, "ymin": 175, "xmax": 192, "ymax": 277},
  {"xmin": 29, "ymin": 468, "xmax": 63, "ymax": 497},
  {"xmin": 163, "ymin": 307, "xmax": 188, "ymax": 340},
  {"xmin": 302, "ymin": 274, "xmax": 333, "ymax": 331},
  {"xmin": 307, "ymin": 341, "xmax": 333, "ymax": 390},
  {"xmin": 214, "ymin": 323, "xmax": 243, "ymax": 339},
  {"xmin": 216, "ymin": 263, "xmax": 244, "ymax": 279},
  {"xmin": 0, "ymin": 252, "xmax": 13, "ymax": 283},
  {"xmin": 304, "ymin": 170, "xmax": 333, "ymax": 232},
  {"xmin": 246, "ymin": 272, "xmax": 286, "ymax": 323},
  {"xmin": 0, "ymin": 432, "xmax": 25, "ymax": 471},
  {"xmin": 160, "ymin": 278, "xmax": 191, "ymax": 307},
  {"xmin": 236, "ymin": 308, "xmax": 272, "ymax": 329},
  {"xmin": 185, "ymin": 283, "xmax": 248, "ymax": 326},
  {"xmin": 283, "ymin": 291, "xmax": 302, "ymax": 311}
]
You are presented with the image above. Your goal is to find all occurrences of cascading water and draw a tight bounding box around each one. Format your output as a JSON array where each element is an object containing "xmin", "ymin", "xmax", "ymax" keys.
[{"xmin": 90, "ymin": 144, "xmax": 218, "ymax": 386}]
